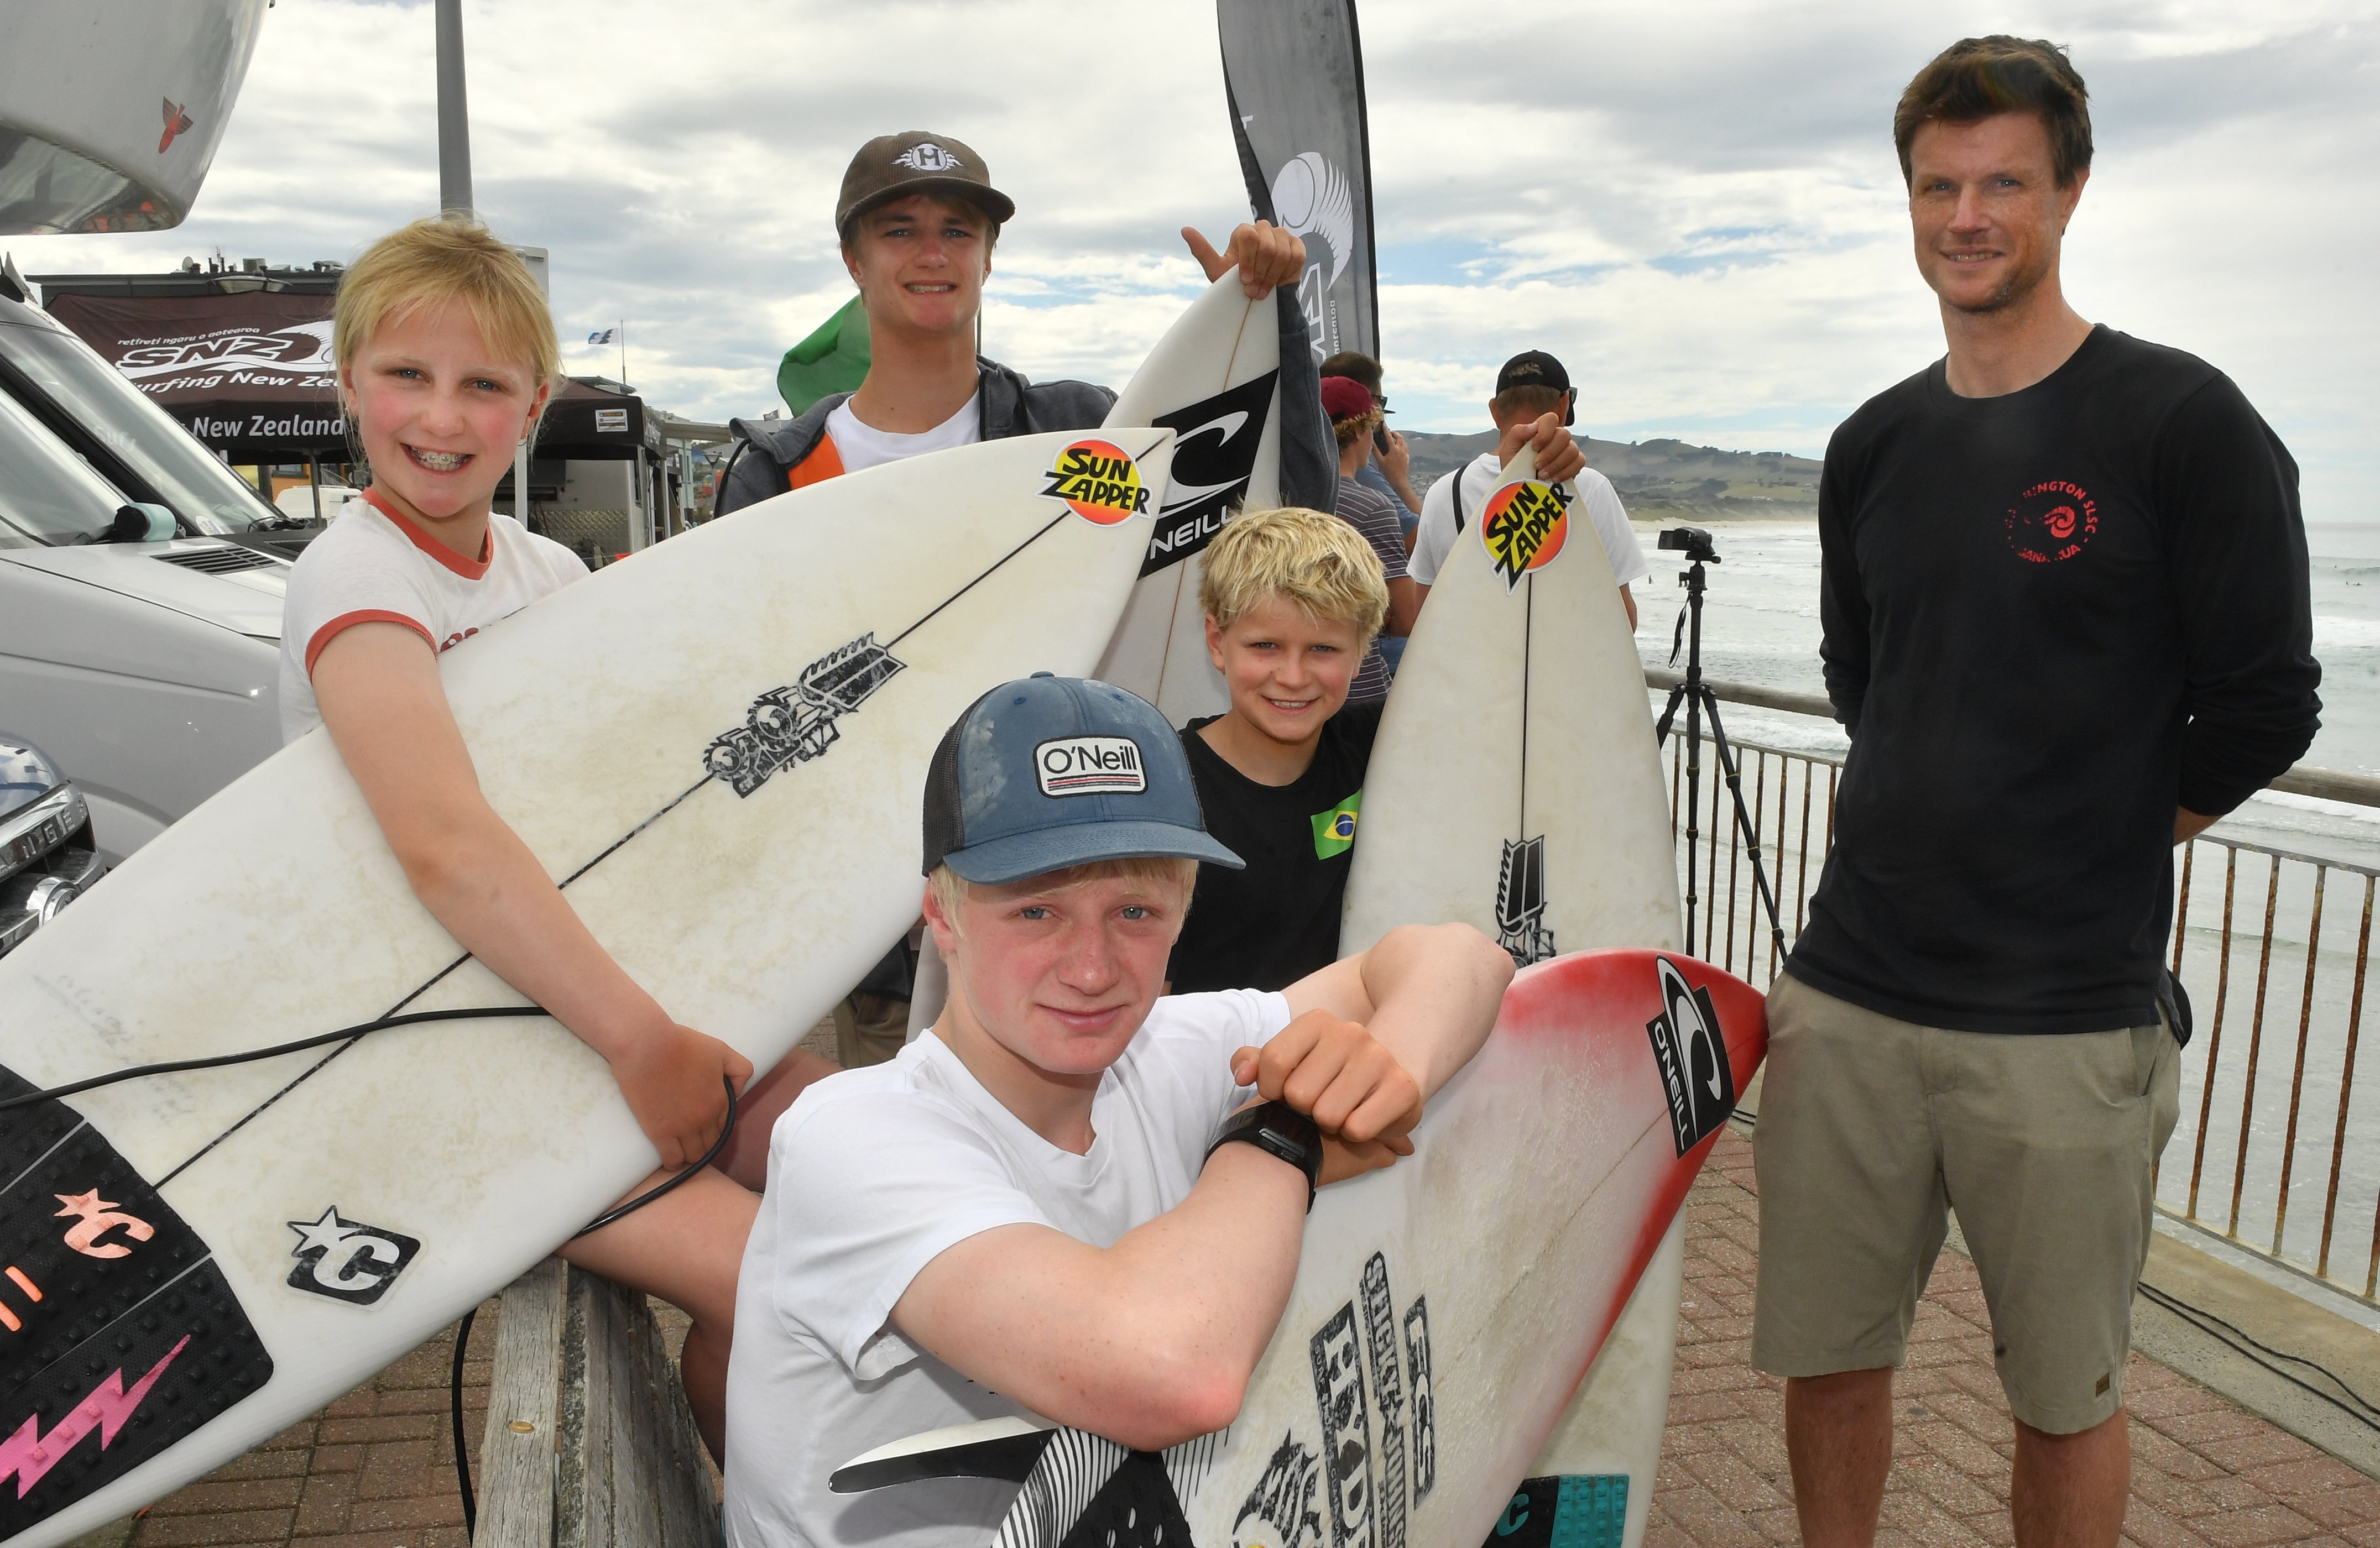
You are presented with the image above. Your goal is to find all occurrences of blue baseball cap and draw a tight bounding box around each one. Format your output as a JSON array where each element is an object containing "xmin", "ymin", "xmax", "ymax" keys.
[{"xmin": 923, "ymin": 674, "xmax": 1243, "ymax": 885}]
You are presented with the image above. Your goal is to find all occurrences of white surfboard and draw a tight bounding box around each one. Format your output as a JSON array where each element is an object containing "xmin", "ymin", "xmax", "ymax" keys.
[
  {"xmin": 0, "ymin": 427, "xmax": 1175, "ymax": 1548},
  {"xmin": 1092, "ymin": 273, "xmax": 1283, "ymax": 726},
  {"xmin": 1340, "ymin": 447, "xmax": 1685, "ymax": 1548},
  {"xmin": 834, "ymin": 950, "xmax": 1765, "ymax": 1548}
]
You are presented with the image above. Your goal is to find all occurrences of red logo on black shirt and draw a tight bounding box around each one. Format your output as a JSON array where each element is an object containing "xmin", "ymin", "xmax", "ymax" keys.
[{"xmin": 2006, "ymin": 480, "xmax": 2098, "ymax": 564}]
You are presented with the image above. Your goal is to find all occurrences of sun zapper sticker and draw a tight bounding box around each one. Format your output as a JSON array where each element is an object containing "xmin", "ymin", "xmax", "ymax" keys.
[
  {"xmin": 1479, "ymin": 480, "xmax": 1570, "ymax": 591},
  {"xmin": 1041, "ymin": 440, "xmax": 1150, "ymax": 526}
]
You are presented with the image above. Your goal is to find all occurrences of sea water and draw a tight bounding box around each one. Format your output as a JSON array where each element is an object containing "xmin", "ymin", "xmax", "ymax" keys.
[{"xmin": 1624, "ymin": 518, "xmax": 2380, "ymax": 1283}]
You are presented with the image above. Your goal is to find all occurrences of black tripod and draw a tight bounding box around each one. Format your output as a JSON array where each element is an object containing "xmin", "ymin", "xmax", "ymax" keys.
[{"xmin": 1651, "ymin": 527, "xmax": 1787, "ymax": 963}]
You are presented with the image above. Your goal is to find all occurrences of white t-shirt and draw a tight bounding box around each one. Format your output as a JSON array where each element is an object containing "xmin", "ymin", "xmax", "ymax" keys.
[
  {"xmin": 276, "ymin": 490, "xmax": 587, "ymax": 741},
  {"xmin": 721, "ymin": 988, "xmax": 1295, "ymax": 1548},
  {"xmin": 824, "ymin": 392, "xmax": 982, "ymax": 474},
  {"xmin": 1410, "ymin": 453, "xmax": 1650, "ymax": 591}
]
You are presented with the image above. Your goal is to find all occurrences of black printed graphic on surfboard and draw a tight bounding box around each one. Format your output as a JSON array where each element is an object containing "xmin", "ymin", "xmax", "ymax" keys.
[
  {"xmin": 1401, "ymin": 1296, "xmax": 1434, "ymax": 1504},
  {"xmin": 1308, "ymin": 1301, "xmax": 1375, "ymax": 1548},
  {"xmin": 1495, "ymin": 836, "xmax": 1557, "ymax": 968},
  {"xmin": 1357, "ymin": 1256, "xmax": 1407, "ymax": 1548},
  {"xmin": 1234, "ymin": 1432, "xmax": 1325, "ymax": 1548},
  {"xmin": 1647, "ymin": 956, "xmax": 1736, "ymax": 1157},
  {"xmin": 284, "ymin": 1209, "xmax": 420, "ymax": 1306},
  {"xmin": 1141, "ymin": 371, "xmax": 1278, "ymax": 577},
  {"xmin": 0, "ymin": 1065, "xmax": 273, "ymax": 1538},
  {"xmin": 1479, "ymin": 1476, "xmax": 1631, "ymax": 1548},
  {"xmin": 704, "ymin": 634, "xmax": 907, "ymax": 797}
]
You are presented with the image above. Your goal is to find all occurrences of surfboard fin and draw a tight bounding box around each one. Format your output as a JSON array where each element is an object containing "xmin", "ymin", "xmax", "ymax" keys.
[{"xmin": 829, "ymin": 1415, "xmax": 1058, "ymax": 1494}]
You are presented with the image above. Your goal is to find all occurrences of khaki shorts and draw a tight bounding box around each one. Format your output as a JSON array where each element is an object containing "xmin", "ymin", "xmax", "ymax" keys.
[{"xmin": 1750, "ymin": 972, "xmax": 2180, "ymax": 1434}]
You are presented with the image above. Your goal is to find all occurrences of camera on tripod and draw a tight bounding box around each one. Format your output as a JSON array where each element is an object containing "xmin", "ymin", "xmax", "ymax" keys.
[{"xmin": 1658, "ymin": 525, "xmax": 1720, "ymax": 564}]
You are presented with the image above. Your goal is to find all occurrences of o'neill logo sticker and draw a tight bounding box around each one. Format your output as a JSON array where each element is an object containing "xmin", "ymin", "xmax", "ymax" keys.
[
  {"xmin": 1646, "ymin": 958, "xmax": 1736, "ymax": 1157},
  {"xmin": 2005, "ymin": 479, "xmax": 2098, "ymax": 564},
  {"xmin": 1041, "ymin": 441, "xmax": 1149, "ymax": 525},
  {"xmin": 1480, "ymin": 480, "xmax": 1570, "ymax": 592},
  {"xmin": 1036, "ymin": 736, "xmax": 1145, "ymax": 797},
  {"xmin": 286, "ymin": 1208, "xmax": 421, "ymax": 1306},
  {"xmin": 892, "ymin": 142, "xmax": 963, "ymax": 172}
]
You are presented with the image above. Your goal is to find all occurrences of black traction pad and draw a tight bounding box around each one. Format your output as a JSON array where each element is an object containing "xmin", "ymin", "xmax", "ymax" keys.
[{"xmin": 0, "ymin": 1065, "xmax": 272, "ymax": 1536}]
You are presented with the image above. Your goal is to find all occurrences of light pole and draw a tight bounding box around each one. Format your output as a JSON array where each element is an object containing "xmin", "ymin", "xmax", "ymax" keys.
[{"xmin": 435, "ymin": 0, "xmax": 472, "ymax": 219}]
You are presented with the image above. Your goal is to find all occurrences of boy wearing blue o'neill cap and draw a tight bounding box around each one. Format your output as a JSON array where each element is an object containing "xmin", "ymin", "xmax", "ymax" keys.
[{"xmin": 720, "ymin": 674, "xmax": 1511, "ymax": 1548}]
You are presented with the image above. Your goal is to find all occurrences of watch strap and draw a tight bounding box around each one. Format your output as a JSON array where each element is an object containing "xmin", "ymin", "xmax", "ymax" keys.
[{"xmin": 1205, "ymin": 1099, "xmax": 1322, "ymax": 1210}]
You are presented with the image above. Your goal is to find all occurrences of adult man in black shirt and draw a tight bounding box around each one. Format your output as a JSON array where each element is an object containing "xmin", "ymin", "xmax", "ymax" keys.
[{"xmin": 1751, "ymin": 37, "xmax": 2320, "ymax": 1548}]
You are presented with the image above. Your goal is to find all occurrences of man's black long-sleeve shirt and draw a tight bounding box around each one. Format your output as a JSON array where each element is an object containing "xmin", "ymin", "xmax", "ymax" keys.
[{"xmin": 1786, "ymin": 326, "xmax": 2321, "ymax": 1034}]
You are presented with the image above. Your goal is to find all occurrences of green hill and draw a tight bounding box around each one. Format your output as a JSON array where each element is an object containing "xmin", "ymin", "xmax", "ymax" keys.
[{"xmin": 1402, "ymin": 431, "xmax": 1820, "ymax": 519}]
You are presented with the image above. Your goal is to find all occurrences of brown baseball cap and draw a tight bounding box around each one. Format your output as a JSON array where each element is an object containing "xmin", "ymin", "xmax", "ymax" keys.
[{"xmin": 836, "ymin": 131, "xmax": 1016, "ymax": 237}]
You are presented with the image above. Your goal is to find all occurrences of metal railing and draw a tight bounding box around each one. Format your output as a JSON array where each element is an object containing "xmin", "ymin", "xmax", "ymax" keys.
[{"xmin": 1650, "ymin": 667, "xmax": 2380, "ymax": 1304}]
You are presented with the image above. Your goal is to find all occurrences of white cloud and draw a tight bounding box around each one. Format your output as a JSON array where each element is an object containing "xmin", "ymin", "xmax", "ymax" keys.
[{"xmin": 13, "ymin": 0, "xmax": 2377, "ymax": 516}]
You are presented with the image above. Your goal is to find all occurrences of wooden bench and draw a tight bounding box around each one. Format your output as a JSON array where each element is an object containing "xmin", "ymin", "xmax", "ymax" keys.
[{"xmin": 472, "ymin": 1259, "xmax": 717, "ymax": 1548}]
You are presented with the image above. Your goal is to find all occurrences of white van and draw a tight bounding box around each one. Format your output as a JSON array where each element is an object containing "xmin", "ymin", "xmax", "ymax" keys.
[{"xmin": 0, "ymin": 283, "xmax": 302, "ymax": 861}]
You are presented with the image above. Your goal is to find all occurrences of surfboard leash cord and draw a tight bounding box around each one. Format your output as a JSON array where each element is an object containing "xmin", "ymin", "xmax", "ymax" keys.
[
  {"xmin": 451, "ymin": 1076, "xmax": 737, "ymax": 1530},
  {"xmin": 1, "ymin": 1008, "xmax": 742, "ymax": 1235}
]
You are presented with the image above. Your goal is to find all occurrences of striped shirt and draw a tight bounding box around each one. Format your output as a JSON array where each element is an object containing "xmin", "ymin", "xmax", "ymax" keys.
[{"xmin": 1334, "ymin": 473, "xmax": 1410, "ymax": 703}]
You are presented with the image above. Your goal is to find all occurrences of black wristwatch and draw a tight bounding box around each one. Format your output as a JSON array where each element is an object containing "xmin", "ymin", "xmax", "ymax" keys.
[{"xmin": 1205, "ymin": 1100, "xmax": 1322, "ymax": 1211}]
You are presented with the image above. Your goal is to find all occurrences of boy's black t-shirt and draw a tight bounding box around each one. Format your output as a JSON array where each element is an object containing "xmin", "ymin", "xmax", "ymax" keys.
[
  {"xmin": 1168, "ymin": 703, "xmax": 1384, "ymax": 995},
  {"xmin": 1787, "ymin": 326, "xmax": 2321, "ymax": 1036}
]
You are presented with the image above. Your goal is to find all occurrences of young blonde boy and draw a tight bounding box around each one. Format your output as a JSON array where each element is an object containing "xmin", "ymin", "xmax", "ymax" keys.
[
  {"xmin": 283, "ymin": 218, "xmax": 812, "ymax": 1458},
  {"xmin": 1166, "ymin": 507, "xmax": 1389, "ymax": 993}
]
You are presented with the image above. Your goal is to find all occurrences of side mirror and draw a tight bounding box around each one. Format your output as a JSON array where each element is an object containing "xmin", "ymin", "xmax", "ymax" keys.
[{"xmin": 109, "ymin": 504, "xmax": 177, "ymax": 543}]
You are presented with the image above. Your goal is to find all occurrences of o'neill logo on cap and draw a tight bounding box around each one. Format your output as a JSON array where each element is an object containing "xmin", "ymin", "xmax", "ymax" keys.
[
  {"xmin": 893, "ymin": 143, "xmax": 962, "ymax": 172},
  {"xmin": 1036, "ymin": 736, "xmax": 1145, "ymax": 797}
]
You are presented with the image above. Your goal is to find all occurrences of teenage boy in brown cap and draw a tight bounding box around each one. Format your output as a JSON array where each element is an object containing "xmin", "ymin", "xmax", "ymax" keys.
[{"xmin": 718, "ymin": 129, "xmax": 1332, "ymax": 511}]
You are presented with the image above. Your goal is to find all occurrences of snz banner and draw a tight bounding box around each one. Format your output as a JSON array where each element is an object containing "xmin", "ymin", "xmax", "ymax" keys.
[{"xmin": 1215, "ymin": 0, "xmax": 1381, "ymax": 367}]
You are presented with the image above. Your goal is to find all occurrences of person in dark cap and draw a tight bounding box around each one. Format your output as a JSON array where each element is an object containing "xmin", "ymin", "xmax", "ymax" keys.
[
  {"xmin": 718, "ymin": 675, "xmax": 1509, "ymax": 1548},
  {"xmin": 1407, "ymin": 350, "xmax": 1645, "ymax": 627},
  {"xmin": 713, "ymin": 129, "xmax": 1339, "ymax": 1074}
]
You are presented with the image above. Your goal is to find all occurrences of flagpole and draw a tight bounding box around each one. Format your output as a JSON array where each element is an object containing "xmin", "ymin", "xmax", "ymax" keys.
[{"xmin": 619, "ymin": 319, "xmax": 627, "ymax": 387}]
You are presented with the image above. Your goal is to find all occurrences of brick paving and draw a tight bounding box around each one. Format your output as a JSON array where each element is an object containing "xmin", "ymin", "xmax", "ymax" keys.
[
  {"xmin": 1651, "ymin": 1128, "xmax": 2380, "ymax": 1548},
  {"xmin": 101, "ymin": 1121, "xmax": 2380, "ymax": 1548},
  {"xmin": 106, "ymin": 1301, "xmax": 494, "ymax": 1548}
]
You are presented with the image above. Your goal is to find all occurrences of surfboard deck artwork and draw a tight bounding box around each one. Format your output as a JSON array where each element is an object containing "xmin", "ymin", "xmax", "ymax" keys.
[
  {"xmin": 1090, "ymin": 271, "xmax": 1283, "ymax": 727},
  {"xmin": 0, "ymin": 427, "xmax": 1176, "ymax": 1548},
  {"xmin": 1341, "ymin": 444, "xmax": 1692, "ymax": 1548},
  {"xmin": 831, "ymin": 949, "xmax": 1767, "ymax": 1548}
]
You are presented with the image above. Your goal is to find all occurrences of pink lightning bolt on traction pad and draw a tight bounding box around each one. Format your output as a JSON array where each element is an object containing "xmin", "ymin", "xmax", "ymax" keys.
[{"xmin": 829, "ymin": 950, "xmax": 1767, "ymax": 1548}]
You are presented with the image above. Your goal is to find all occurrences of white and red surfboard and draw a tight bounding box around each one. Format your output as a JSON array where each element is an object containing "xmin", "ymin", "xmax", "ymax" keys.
[{"xmin": 833, "ymin": 947, "xmax": 1766, "ymax": 1548}]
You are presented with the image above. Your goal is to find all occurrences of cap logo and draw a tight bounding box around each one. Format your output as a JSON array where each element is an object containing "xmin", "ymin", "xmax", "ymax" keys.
[
  {"xmin": 1041, "ymin": 439, "xmax": 1149, "ymax": 526},
  {"xmin": 1036, "ymin": 736, "xmax": 1146, "ymax": 797},
  {"xmin": 892, "ymin": 143, "xmax": 962, "ymax": 172}
]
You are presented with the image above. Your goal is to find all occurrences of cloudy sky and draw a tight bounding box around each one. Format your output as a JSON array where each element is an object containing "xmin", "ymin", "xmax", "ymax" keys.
[{"xmin": 19, "ymin": 0, "xmax": 2379, "ymax": 519}]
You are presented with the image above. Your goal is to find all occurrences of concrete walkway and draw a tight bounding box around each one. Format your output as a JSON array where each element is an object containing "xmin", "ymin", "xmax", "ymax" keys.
[{"xmin": 81, "ymin": 1128, "xmax": 2380, "ymax": 1548}]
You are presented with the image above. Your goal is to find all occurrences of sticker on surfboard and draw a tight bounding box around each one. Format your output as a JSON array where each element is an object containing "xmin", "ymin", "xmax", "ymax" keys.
[
  {"xmin": 1142, "ymin": 372, "xmax": 1277, "ymax": 576},
  {"xmin": 1495, "ymin": 835, "xmax": 1557, "ymax": 967},
  {"xmin": 1042, "ymin": 440, "xmax": 1152, "ymax": 526},
  {"xmin": 1646, "ymin": 956, "xmax": 1736, "ymax": 1157},
  {"xmin": 1479, "ymin": 480, "xmax": 1570, "ymax": 591}
]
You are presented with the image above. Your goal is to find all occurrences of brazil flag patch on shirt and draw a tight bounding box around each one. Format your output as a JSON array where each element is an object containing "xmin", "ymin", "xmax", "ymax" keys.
[{"xmin": 1312, "ymin": 790, "xmax": 1363, "ymax": 859}]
